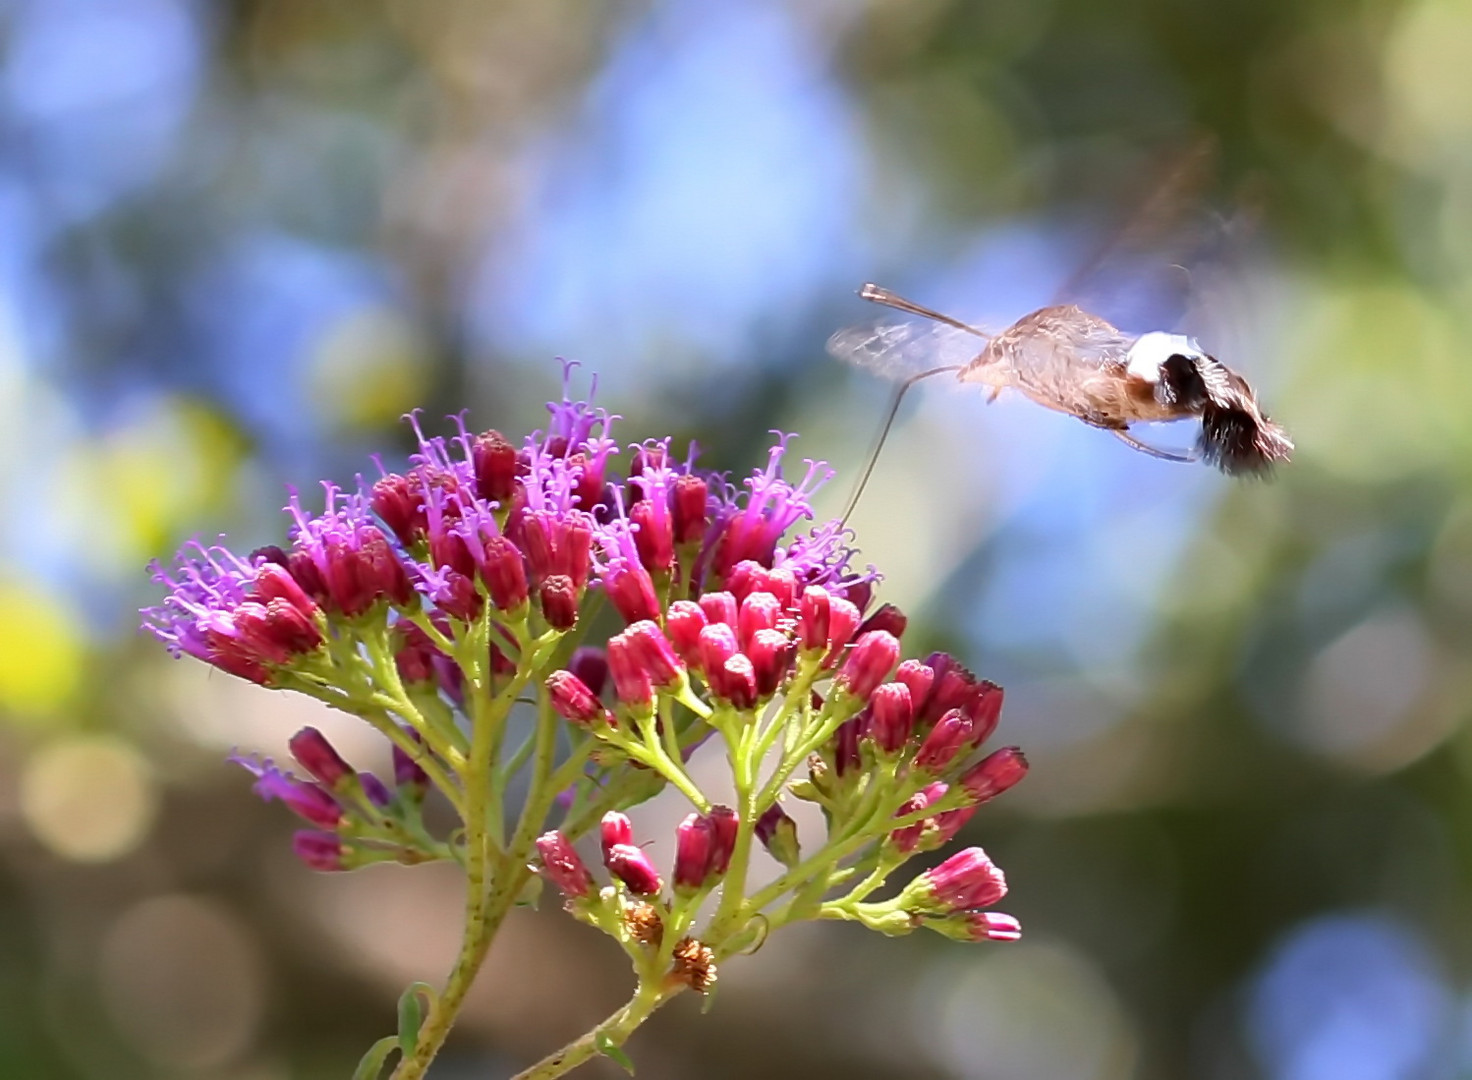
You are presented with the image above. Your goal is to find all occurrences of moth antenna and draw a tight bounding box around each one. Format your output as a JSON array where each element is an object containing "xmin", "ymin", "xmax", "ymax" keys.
[{"xmin": 841, "ymin": 365, "xmax": 961, "ymax": 525}]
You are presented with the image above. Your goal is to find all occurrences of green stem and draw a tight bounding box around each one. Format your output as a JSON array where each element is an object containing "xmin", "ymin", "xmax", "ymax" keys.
[
  {"xmin": 628, "ymin": 713, "xmax": 709, "ymax": 810},
  {"xmin": 508, "ymin": 982, "xmax": 682, "ymax": 1080},
  {"xmin": 389, "ymin": 859, "xmax": 528, "ymax": 1080}
]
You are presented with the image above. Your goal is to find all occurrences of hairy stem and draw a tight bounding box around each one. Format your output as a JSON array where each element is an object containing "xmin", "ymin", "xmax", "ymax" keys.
[{"xmin": 509, "ymin": 982, "xmax": 682, "ymax": 1080}]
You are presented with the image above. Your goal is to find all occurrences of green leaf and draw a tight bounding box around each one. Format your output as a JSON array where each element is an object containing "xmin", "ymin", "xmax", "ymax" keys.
[
  {"xmin": 397, "ymin": 982, "xmax": 437, "ymax": 1056},
  {"xmin": 352, "ymin": 1036, "xmax": 400, "ymax": 1080},
  {"xmin": 595, "ymin": 1032, "xmax": 636, "ymax": 1075},
  {"xmin": 699, "ymin": 983, "xmax": 720, "ymax": 1015},
  {"xmin": 516, "ymin": 873, "xmax": 545, "ymax": 909}
]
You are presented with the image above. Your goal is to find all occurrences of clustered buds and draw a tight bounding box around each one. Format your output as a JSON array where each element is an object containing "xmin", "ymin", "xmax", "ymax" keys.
[
  {"xmin": 674, "ymin": 807, "xmax": 740, "ymax": 892},
  {"xmin": 233, "ymin": 726, "xmax": 433, "ymax": 871},
  {"xmin": 147, "ymin": 365, "xmax": 1034, "ymax": 1073}
]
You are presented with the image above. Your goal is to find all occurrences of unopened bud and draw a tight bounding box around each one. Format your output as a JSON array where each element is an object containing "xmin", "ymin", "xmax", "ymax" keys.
[
  {"xmin": 535, "ymin": 831, "xmax": 594, "ymax": 899},
  {"xmin": 288, "ymin": 727, "xmax": 355, "ymax": 790},
  {"xmin": 837, "ymin": 630, "xmax": 900, "ymax": 699},
  {"xmin": 539, "ymin": 574, "xmax": 579, "ymax": 631},
  {"xmin": 755, "ymin": 804, "xmax": 801, "ymax": 867}
]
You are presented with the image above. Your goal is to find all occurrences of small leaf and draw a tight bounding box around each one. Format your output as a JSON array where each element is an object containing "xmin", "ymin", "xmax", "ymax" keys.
[
  {"xmin": 516, "ymin": 873, "xmax": 545, "ymax": 909},
  {"xmin": 595, "ymin": 1032, "xmax": 636, "ymax": 1075},
  {"xmin": 397, "ymin": 982, "xmax": 437, "ymax": 1056},
  {"xmin": 352, "ymin": 1036, "xmax": 400, "ymax": 1080}
]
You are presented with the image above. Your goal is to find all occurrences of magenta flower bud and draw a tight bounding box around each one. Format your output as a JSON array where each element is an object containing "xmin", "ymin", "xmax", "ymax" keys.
[
  {"xmin": 327, "ymin": 527, "xmax": 412, "ymax": 614},
  {"xmin": 921, "ymin": 652, "xmax": 980, "ymax": 727},
  {"xmin": 568, "ymin": 646, "xmax": 608, "ymax": 697},
  {"xmin": 868, "ymin": 681, "xmax": 915, "ymax": 755},
  {"xmin": 931, "ymin": 802, "xmax": 978, "ymax": 848},
  {"xmin": 436, "ymin": 570, "xmax": 483, "ymax": 622},
  {"xmin": 392, "ymin": 738, "xmax": 429, "ymax": 796},
  {"xmin": 673, "ymin": 812, "xmax": 715, "ymax": 892},
  {"xmin": 234, "ymin": 601, "xmax": 323, "ymax": 662},
  {"xmin": 535, "ymin": 831, "xmax": 594, "ymax": 899},
  {"xmin": 600, "ymin": 811, "xmax": 634, "ymax": 860},
  {"xmin": 429, "ymin": 527, "xmax": 478, "ymax": 580},
  {"xmin": 630, "ymin": 499, "xmax": 675, "ymax": 573},
  {"xmin": 890, "ymin": 781, "xmax": 946, "ymax": 854},
  {"xmin": 481, "ymin": 535, "xmax": 530, "ymax": 613},
  {"xmin": 253, "ymin": 562, "xmax": 320, "ymax": 621},
  {"xmin": 394, "ymin": 622, "xmax": 441, "ymax": 684},
  {"xmin": 606, "ymin": 634, "xmax": 654, "ymax": 709},
  {"xmin": 707, "ymin": 805, "xmax": 739, "ymax": 878},
  {"xmin": 561, "ymin": 517, "xmax": 594, "ymax": 591},
  {"xmin": 797, "ymin": 585, "xmax": 830, "ymax": 651},
  {"xmin": 857, "ymin": 602, "xmax": 908, "ymax": 641},
  {"xmin": 538, "ymin": 575, "xmax": 579, "ymax": 631},
  {"xmin": 926, "ymin": 910, "xmax": 1023, "ymax": 943},
  {"xmin": 665, "ymin": 601, "xmax": 707, "ymax": 666},
  {"xmin": 369, "ymin": 473, "xmax": 424, "ymax": 547},
  {"xmin": 293, "ymin": 830, "xmax": 348, "ymax": 871},
  {"xmin": 912, "ymin": 848, "xmax": 1008, "ymax": 913},
  {"xmin": 546, "ymin": 669, "xmax": 608, "ymax": 726},
  {"xmin": 361, "ymin": 772, "xmax": 393, "ymax": 808},
  {"xmin": 756, "ymin": 566, "xmax": 798, "ymax": 613},
  {"xmin": 622, "ymin": 620, "xmax": 684, "ymax": 689},
  {"xmin": 606, "ymin": 843, "xmax": 664, "ymax": 895},
  {"xmin": 237, "ymin": 758, "xmax": 344, "ymax": 828},
  {"xmin": 960, "ymin": 747, "xmax": 1029, "ymax": 804},
  {"xmin": 671, "ymin": 474, "xmax": 709, "ymax": 544},
  {"xmin": 824, "ymin": 597, "xmax": 862, "ymax": 667},
  {"xmin": 566, "ymin": 451, "xmax": 606, "ymax": 514},
  {"xmin": 967, "ymin": 680, "xmax": 1004, "ymax": 746},
  {"xmin": 698, "ymin": 622, "xmax": 740, "ymax": 678},
  {"xmin": 603, "ymin": 567, "xmax": 662, "ymax": 626},
  {"xmin": 737, "ymin": 591, "xmax": 781, "ymax": 650},
  {"xmin": 606, "ymin": 563, "xmax": 661, "ymax": 625},
  {"xmin": 286, "ymin": 548, "xmax": 327, "ymax": 604},
  {"xmin": 833, "ymin": 716, "xmax": 862, "ymax": 777},
  {"xmin": 698, "ymin": 590, "xmax": 739, "ymax": 629},
  {"xmin": 711, "ymin": 654, "xmax": 758, "ymax": 709},
  {"xmin": 842, "ymin": 578, "xmax": 873, "ymax": 612},
  {"xmin": 837, "ymin": 630, "xmax": 900, "ymax": 699},
  {"xmin": 747, "ymin": 628, "xmax": 794, "ymax": 697},
  {"xmin": 520, "ymin": 514, "xmax": 555, "ymax": 582},
  {"xmin": 471, "ymin": 429, "xmax": 518, "ymax": 504},
  {"xmin": 755, "ymin": 804, "xmax": 801, "ymax": 867},
  {"xmin": 914, "ymin": 709, "xmax": 975, "ymax": 773},
  {"xmin": 895, "ymin": 659, "xmax": 935, "ymax": 717},
  {"xmin": 630, "ymin": 442, "xmax": 670, "ymax": 475},
  {"xmin": 289, "ymin": 727, "xmax": 355, "ymax": 789},
  {"xmin": 725, "ymin": 560, "xmax": 762, "ymax": 604}
]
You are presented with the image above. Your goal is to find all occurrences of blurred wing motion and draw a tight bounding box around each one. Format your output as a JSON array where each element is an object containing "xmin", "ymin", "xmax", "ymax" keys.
[{"xmin": 825, "ymin": 319, "xmax": 987, "ymax": 381}]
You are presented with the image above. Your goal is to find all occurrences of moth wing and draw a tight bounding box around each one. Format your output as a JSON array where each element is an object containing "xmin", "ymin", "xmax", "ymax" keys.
[{"xmin": 825, "ymin": 320, "xmax": 985, "ymax": 383}]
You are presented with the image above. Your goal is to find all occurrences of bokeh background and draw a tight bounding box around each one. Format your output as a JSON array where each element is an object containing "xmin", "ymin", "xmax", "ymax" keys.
[{"xmin": 3, "ymin": 0, "xmax": 1471, "ymax": 1076}]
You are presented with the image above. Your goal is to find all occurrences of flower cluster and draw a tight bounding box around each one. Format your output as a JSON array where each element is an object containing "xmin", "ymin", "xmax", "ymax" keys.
[{"xmin": 141, "ymin": 363, "xmax": 1028, "ymax": 1080}]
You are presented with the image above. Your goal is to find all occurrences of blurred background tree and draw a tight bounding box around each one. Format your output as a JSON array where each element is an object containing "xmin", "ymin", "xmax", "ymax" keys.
[{"xmin": 2, "ymin": 0, "xmax": 1470, "ymax": 1076}]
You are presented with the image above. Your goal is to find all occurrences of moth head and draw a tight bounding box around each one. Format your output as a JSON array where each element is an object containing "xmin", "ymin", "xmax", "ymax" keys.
[{"xmin": 1125, "ymin": 331, "xmax": 1211, "ymax": 410}]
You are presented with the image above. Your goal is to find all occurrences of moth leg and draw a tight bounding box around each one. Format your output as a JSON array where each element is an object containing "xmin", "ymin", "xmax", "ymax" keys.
[{"xmin": 1112, "ymin": 428, "xmax": 1199, "ymax": 464}]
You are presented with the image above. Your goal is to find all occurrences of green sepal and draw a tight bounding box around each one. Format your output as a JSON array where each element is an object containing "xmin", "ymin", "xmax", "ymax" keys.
[
  {"xmin": 595, "ymin": 1032, "xmax": 636, "ymax": 1074},
  {"xmin": 351, "ymin": 1035, "xmax": 400, "ymax": 1080}
]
